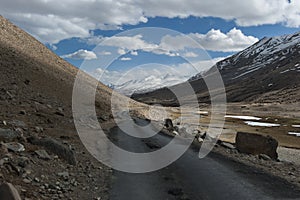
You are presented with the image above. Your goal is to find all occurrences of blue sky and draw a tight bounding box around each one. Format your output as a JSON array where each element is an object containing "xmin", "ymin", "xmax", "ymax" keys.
[
  {"xmin": 51, "ymin": 16, "xmax": 299, "ymax": 72},
  {"xmin": 1, "ymin": 0, "xmax": 300, "ymax": 92}
]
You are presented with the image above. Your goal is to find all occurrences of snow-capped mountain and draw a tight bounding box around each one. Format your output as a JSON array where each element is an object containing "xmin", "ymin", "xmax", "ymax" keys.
[
  {"xmin": 133, "ymin": 31, "xmax": 300, "ymax": 105},
  {"xmin": 190, "ymin": 31, "xmax": 300, "ymax": 82},
  {"xmin": 110, "ymin": 73, "xmax": 191, "ymax": 95}
]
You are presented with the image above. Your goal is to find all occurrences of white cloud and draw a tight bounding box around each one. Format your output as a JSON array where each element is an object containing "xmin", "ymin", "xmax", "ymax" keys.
[
  {"xmin": 1, "ymin": 0, "xmax": 299, "ymax": 44},
  {"xmin": 161, "ymin": 28, "xmax": 259, "ymax": 52},
  {"xmin": 131, "ymin": 51, "xmax": 139, "ymax": 56},
  {"xmin": 95, "ymin": 28, "xmax": 257, "ymax": 56},
  {"xmin": 103, "ymin": 35, "xmax": 158, "ymax": 52},
  {"xmin": 102, "ymin": 34, "xmax": 179, "ymax": 56},
  {"xmin": 120, "ymin": 57, "xmax": 132, "ymax": 61},
  {"xmin": 117, "ymin": 48, "xmax": 127, "ymax": 55},
  {"xmin": 99, "ymin": 51, "xmax": 112, "ymax": 56},
  {"xmin": 190, "ymin": 28, "xmax": 259, "ymax": 52},
  {"xmin": 61, "ymin": 49, "xmax": 97, "ymax": 60},
  {"xmin": 183, "ymin": 52, "xmax": 198, "ymax": 58}
]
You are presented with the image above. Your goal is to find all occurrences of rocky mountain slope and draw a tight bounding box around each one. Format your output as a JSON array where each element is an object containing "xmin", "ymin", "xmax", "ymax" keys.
[
  {"xmin": 0, "ymin": 15, "xmax": 142, "ymax": 199},
  {"xmin": 133, "ymin": 31, "xmax": 300, "ymax": 105}
]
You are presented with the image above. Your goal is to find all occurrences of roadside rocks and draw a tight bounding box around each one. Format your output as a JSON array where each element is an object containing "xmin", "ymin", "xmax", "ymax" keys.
[
  {"xmin": 0, "ymin": 182, "xmax": 21, "ymax": 200},
  {"xmin": 35, "ymin": 150, "xmax": 51, "ymax": 160},
  {"xmin": 28, "ymin": 136, "xmax": 76, "ymax": 165},
  {"xmin": 236, "ymin": 132, "xmax": 278, "ymax": 160},
  {"xmin": 0, "ymin": 128, "xmax": 19, "ymax": 142},
  {"xmin": 2, "ymin": 142, "xmax": 25, "ymax": 153},
  {"xmin": 220, "ymin": 142, "xmax": 236, "ymax": 150},
  {"xmin": 164, "ymin": 119, "xmax": 174, "ymax": 132}
]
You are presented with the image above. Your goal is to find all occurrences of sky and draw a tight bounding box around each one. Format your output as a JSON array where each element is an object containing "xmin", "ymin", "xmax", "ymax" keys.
[{"xmin": 1, "ymin": 0, "xmax": 300, "ymax": 93}]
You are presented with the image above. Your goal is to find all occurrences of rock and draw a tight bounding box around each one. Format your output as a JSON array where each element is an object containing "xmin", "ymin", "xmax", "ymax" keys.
[
  {"xmin": 7, "ymin": 120, "xmax": 26, "ymax": 127},
  {"xmin": 58, "ymin": 172, "xmax": 69, "ymax": 180},
  {"xmin": 54, "ymin": 111, "xmax": 64, "ymax": 117},
  {"xmin": 17, "ymin": 156, "xmax": 30, "ymax": 168},
  {"xmin": 28, "ymin": 136, "xmax": 76, "ymax": 165},
  {"xmin": 0, "ymin": 128, "xmax": 19, "ymax": 142},
  {"xmin": 236, "ymin": 132, "xmax": 278, "ymax": 159},
  {"xmin": 19, "ymin": 110, "xmax": 26, "ymax": 115},
  {"xmin": 259, "ymin": 154, "xmax": 272, "ymax": 161},
  {"xmin": 0, "ymin": 182, "xmax": 21, "ymax": 200},
  {"xmin": 164, "ymin": 119, "xmax": 174, "ymax": 131},
  {"xmin": 24, "ymin": 79, "xmax": 30, "ymax": 85},
  {"xmin": 3, "ymin": 142, "xmax": 25, "ymax": 152},
  {"xmin": 173, "ymin": 131, "xmax": 179, "ymax": 135},
  {"xmin": 35, "ymin": 126, "xmax": 44, "ymax": 133},
  {"xmin": 23, "ymin": 178, "xmax": 31, "ymax": 184},
  {"xmin": 58, "ymin": 171, "xmax": 69, "ymax": 177},
  {"xmin": 198, "ymin": 137, "xmax": 204, "ymax": 143},
  {"xmin": 220, "ymin": 142, "xmax": 236, "ymax": 150},
  {"xmin": 35, "ymin": 150, "xmax": 51, "ymax": 160}
]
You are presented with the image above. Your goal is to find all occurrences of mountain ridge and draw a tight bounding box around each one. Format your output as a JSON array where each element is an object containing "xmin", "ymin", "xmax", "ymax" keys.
[{"xmin": 133, "ymin": 31, "xmax": 300, "ymax": 105}]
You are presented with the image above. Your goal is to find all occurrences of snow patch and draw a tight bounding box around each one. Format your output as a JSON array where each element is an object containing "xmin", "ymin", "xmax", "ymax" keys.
[
  {"xmin": 245, "ymin": 121, "xmax": 280, "ymax": 127},
  {"xmin": 225, "ymin": 115, "xmax": 262, "ymax": 120},
  {"xmin": 288, "ymin": 132, "xmax": 300, "ymax": 137}
]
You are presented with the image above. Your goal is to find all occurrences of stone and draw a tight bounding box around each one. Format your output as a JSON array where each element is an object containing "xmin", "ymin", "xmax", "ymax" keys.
[
  {"xmin": 17, "ymin": 156, "xmax": 30, "ymax": 168},
  {"xmin": 0, "ymin": 128, "xmax": 19, "ymax": 142},
  {"xmin": 58, "ymin": 172, "xmax": 69, "ymax": 178},
  {"xmin": 19, "ymin": 110, "xmax": 26, "ymax": 115},
  {"xmin": 28, "ymin": 136, "xmax": 76, "ymax": 165},
  {"xmin": 35, "ymin": 150, "xmax": 51, "ymax": 160},
  {"xmin": 259, "ymin": 154, "xmax": 272, "ymax": 161},
  {"xmin": 7, "ymin": 120, "xmax": 26, "ymax": 127},
  {"xmin": 54, "ymin": 111, "xmax": 64, "ymax": 117},
  {"xmin": 0, "ymin": 183, "xmax": 21, "ymax": 200},
  {"xmin": 164, "ymin": 119, "xmax": 174, "ymax": 131},
  {"xmin": 35, "ymin": 126, "xmax": 44, "ymax": 133},
  {"xmin": 220, "ymin": 142, "xmax": 236, "ymax": 150},
  {"xmin": 23, "ymin": 178, "xmax": 31, "ymax": 184},
  {"xmin": 3, "ymin": 142, "xmax": 25, "ymax": 152},
  {"xmin": 236, "ymin": 132, "xmax": 278, "ymax": 159}
]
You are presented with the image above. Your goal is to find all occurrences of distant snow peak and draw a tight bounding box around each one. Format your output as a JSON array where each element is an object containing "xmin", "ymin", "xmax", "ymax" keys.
[{"xmin": 190, "ymin": 31, "xmax": 300, "ymax": 82}]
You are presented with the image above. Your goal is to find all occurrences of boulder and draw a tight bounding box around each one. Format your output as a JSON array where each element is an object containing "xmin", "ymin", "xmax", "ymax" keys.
[
  {"xmin": 236, "ymin": 132, "xmax": 278, "ymax": 159},
  {"xmin": 164, "ymin": 119, "xmax": 174, "ymax": 131},
  {"xmin": 28, "ymin": 136, "xmax": 76, "ymax": 165},
  {"xmin": 0, "ymin": 182, "xmax": 21, "ymax": 200}
]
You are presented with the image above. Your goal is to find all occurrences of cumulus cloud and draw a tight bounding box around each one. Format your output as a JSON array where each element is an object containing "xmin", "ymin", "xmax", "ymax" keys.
[
  {"xmin": 120, "ymin": 57, "xmax": 132, "ymax": 61},
  {"xmin": 89, "ymin": 28, "xmax": 257, "ymax": 56},
  {"xmin": 191, "ymin": 28, "xmax": 259, "ymax": 52},
  {"xmin": 160, "ymin": 28, "xmax": 259, "ymax": 52},
  {"xmin": 61, "ymin": 49, "xmax": 97, "ymax": 60},
  {"xmin": 1, "ymin": 0, "xmax": 299, "ymax": 44},
  {"xmin": 101, "ymin": 34, "xmax": 179, "ymax": 56}
]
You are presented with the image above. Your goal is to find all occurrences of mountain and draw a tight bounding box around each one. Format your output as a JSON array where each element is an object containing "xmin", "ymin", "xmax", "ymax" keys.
[
  {"xmin": 0, "ymin": 16, "xmax": 142, "ymax": 199},
  {"xmin": 111, "ymin": 73, "xmax": 190, "ymax": 96},
  {"xmin": 132, "ymin": 31, "xmax": 300, "ymax": 105}
]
